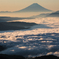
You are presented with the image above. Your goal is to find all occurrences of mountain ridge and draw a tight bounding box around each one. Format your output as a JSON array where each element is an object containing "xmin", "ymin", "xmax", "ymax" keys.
[{"xmin": 47, "ymin": 11, "xmax": 59, "ymax": 17}]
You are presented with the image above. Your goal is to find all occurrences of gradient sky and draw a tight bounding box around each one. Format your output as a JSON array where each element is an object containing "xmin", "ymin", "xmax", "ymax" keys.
[{"xmin": 0, "ymin": 0, "xmax": 59, "ymax": 11}]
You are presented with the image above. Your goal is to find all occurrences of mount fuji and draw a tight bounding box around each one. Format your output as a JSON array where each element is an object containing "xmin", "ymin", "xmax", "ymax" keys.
[{"xmin": 15, "ymin": 3, "xmax": 52, "ymax": 12}]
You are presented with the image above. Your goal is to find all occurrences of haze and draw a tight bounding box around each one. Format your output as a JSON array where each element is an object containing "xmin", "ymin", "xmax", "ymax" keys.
[{"xmin": 0, "ymin": 0, "xmax": 59, "ymax": 11}]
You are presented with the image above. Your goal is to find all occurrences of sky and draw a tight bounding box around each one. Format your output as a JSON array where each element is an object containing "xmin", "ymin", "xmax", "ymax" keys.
[{"xmin": 0, "ymin": 0, "xmax": 59, "ymax": 11}]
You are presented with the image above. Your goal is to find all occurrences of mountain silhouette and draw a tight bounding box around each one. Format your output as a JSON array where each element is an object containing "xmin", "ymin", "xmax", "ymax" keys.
[
  {"xmin": 31, "ymin": 13, "xmax": 50, "ymax": 18},
  {"xmin": 15, "ymin": 3, "xmax": 52, "ymax": 12},
  {"xmin": 47, "ymin": 11, "xmax": 59, "ymax": 17},
  {"xmin": 31, "ymin": 10, "xmax": 59, "ymax": 18}
]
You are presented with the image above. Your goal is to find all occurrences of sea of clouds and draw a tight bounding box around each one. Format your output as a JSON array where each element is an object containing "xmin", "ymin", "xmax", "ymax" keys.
[{"xmin": 0, "ymin": 17, "xmax": 59, "ymax": 57}]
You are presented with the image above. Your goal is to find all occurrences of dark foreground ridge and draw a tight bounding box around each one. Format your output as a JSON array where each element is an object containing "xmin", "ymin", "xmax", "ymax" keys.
[
  {"xmin": 0, "ymin": 54, "xmax": 25, "ymax": 59},
  {"xmin": 0, "ymin": 45, "xmax": 6, "ymax": 51},
  {"xmin": 0, "ymin": 54, "xmax": 59, "ymax": 59},
  {"xmin": 35, "ymin": 55, "xmax": 59, "ymax": 59},
  {"xmin": 0, "ymin": 22, "xmax": 37, "ymax": 30}
]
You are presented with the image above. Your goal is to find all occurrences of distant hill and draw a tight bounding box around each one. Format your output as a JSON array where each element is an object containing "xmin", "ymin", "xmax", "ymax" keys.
[
  {"xmin": 30, "ymin": 11, "xmax": 59, "ymax": 18},
  {"xmin": 0, "ymin": 11, "xmax": 11, "ymax": 13},
  {"xmin": 15, "ymin": 3, "xmax": 52, "ymax": 12},
  {"xmin": 47, "ymin": 11, "xmax": 59, "ymax": 17},
  {"xmin": 31, "ymin": 13, "xmax": 50, "ymax": 18},
  {"xmin": 0, "ymin": 22, "xmax": 37, "ymax": 30}
]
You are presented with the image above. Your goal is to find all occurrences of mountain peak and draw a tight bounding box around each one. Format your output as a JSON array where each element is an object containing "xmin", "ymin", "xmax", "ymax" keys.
[
  {"xmin": 32, "ymin": 3, "xmax": 39, "ymax": 5},
  {"xmin": 30, "ymin": 3, "xmax": 40, "ymax": 6}
]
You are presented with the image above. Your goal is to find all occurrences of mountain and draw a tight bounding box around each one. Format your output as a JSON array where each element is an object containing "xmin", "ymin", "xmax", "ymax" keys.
[
  {"xmin": 31, "ymin": 13, "xmax": 50, "ymax": 18},
  {"xmin": 31, "ymin": 10, "xmax": 59, "ymax": 18},
  {"xmin": 47, "ymin": 11, "xmax": 59, "ymax": 17},
  {"xmin": 15, "ymin": 3, "xmax": 52, "ymax": 12},
  {"xmin": 0, "ymin": 22, "xmax": 37, "ymax": 30}
]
